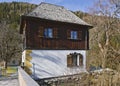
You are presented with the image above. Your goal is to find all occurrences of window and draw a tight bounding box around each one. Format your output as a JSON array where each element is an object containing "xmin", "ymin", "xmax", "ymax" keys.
[
  {"xmin": 71, "ymin": 31, "xmax": 78, "ymax": 39},
  {"xmin": 73, "ymin": 54, "xmax": 77, "ymax": 66},
  {"xmin": 44, "ymin": 28, "xmax": 53, "ymax": 38},
  {"xmin": 67, "ymin": 52, "xmax": 83, "ymax": 67}
]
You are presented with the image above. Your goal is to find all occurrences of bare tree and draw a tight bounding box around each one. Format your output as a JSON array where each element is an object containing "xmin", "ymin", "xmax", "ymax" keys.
[
  {"xmin": 0, "ymin": 21, "xmax": 22, "ymax": 69},
  {"xmin": 87, "ymin": 0, "xmax": 120, "ymax": 69},
  {"xmin": 110, "ymin": 0, "xmax": 120, "ymax": 17}
]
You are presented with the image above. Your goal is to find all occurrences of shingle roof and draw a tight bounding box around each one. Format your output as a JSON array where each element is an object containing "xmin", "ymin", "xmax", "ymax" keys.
[{"xmin": 26, "ymin": 2, "xmax": 92, "ymax": 26}]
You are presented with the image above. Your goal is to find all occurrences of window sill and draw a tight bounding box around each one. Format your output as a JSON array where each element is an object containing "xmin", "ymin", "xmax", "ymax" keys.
[
  {"xmin": 38, "ymin": 36, "xmax": 59, "ymax": 39},
  {"xmin": 67, "ymin": 38, "xmax": 82, "ymax": 41},
  {"xmin": 67, "ymin": 65, "xmax": 83, "ymax": 68}
]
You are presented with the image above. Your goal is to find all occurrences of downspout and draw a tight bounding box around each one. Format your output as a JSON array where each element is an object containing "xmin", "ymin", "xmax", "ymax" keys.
[{"xmin": 85, "ymin": 29, "xmax": 88, "ymax": 50}]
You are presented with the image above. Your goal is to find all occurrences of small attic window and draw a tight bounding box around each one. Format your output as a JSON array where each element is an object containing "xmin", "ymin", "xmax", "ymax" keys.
[
  {"xmin": 67, "ymin": 30, "xmax": 83, "ymax": 40},
  {"xmin": 44, "ymin": 28, "xmax": 53, "ymax": 38},
  {"xmin": 71, "ymin": 31, "xmax": 78, "ymax": 39}
]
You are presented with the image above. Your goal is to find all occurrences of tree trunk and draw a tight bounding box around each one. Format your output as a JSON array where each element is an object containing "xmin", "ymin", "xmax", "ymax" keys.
[
  {"xmin": 5, "ymin": 61, "xmax": 8, "ymax": 69},
  {"xmin": 101, "ymin": 53, "xmax": 106, "ymax": 68}
]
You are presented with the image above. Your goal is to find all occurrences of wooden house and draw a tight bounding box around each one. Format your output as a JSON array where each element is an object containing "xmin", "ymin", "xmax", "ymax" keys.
[{"xmin": 20, "ymin": 2, "xmax": 93, "ymax": 79}]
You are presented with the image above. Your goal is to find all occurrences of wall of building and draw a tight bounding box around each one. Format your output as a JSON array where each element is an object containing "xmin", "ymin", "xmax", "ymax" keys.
[
  {"xmin": 18, "ymin": 67, "xmax": 39, "ymax": 86},
  {"xmin": 22, "ymin": 50, "xmax": 87, "ymax": 79},
  {"xmin": 24, "ymin": 19, "xmax": 89, "ymax": 50}
]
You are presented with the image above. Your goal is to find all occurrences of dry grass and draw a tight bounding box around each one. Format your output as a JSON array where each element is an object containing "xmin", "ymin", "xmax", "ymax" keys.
[{"xmin": 0, "ymin": 66, "xmax": 17, "ymax": 76}]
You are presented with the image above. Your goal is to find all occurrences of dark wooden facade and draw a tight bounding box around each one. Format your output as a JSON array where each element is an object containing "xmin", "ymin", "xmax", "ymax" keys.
[{"xmin": 20, "ymin": 16, "xmax": 90, "ymax": 50}]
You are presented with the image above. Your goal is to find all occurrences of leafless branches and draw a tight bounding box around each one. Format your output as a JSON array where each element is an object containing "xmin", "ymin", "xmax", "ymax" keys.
[{"xmin": 0, "ymin": 21, "xmax": 22, "ymax": 68}]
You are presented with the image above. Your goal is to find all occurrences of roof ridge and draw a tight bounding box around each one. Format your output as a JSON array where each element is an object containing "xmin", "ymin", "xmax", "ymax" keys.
[{"xmin": 39, "ymin": 2, "xmax": 64, "ymax": 9}]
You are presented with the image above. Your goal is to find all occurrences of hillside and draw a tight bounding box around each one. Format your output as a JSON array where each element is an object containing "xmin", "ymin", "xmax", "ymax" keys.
[
  {"xmin": 0, "ymin": 2, "xmax": 37, "ymax": 23},
  {"xmin": 0, "ymin": 2, "xmax": 37, "ymax": 68}
]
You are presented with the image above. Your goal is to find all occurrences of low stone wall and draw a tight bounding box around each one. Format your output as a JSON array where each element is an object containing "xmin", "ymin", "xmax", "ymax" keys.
[
  {"xmin": 18, "ymin": 67, "xmax": 39, "ymax": 86},
  {"xmin": 37, "ymin": 68, "xmax": 120, "ymax": 86}
]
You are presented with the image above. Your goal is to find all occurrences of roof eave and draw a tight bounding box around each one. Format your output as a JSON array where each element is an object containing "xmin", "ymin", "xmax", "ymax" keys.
[{"xmin": 22, "ymin": 15, "xmax": 93, "ymax": 28}]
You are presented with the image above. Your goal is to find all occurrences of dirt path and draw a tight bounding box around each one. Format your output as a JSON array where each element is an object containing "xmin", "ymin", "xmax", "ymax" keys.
[{"xmin": 0, "ymin": 78, "xmax": 19, "ymax": 86}]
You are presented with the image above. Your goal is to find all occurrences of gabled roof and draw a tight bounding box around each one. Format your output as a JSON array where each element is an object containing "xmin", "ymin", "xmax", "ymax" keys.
[{"xmin": 26, "ymin": 2, "xmax": 92, "ymax": 27}]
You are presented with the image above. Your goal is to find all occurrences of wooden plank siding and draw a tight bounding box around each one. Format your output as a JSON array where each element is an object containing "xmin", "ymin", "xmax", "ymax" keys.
[{"xmin": 24, "ymin": 18, "xmax": 89, "ymax": 50}]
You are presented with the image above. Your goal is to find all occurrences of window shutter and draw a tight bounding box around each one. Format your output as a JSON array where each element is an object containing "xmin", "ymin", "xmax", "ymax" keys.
[
  {"xmin": 67, "ymin": 54, "xmax": 72, "ymax": 67},
  {"xmin": 38, "ymin": 26, "xmax": 44, "ymax": 37},
  {"xmin": 79, "ymin": 54, "xmax": 83, "ymax": 66},
  {"xmin": 67, "ymin": 29, "xmax": 71, "ymax": 39},
  {"xmin": 53, "ymin": 28, "xmax": 57, "ymax": 38},
  {"xmin": 78, "ymin": 31, "xmax": 82, "ymax": 40}
]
